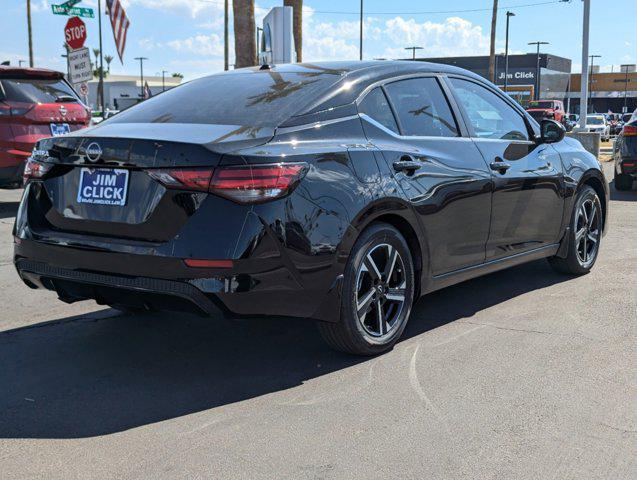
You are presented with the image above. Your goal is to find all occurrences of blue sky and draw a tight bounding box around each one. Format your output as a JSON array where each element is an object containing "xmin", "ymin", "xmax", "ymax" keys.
[{"xmin": 2, "ymin": 0, "xmax": 635, "ymax": 80}]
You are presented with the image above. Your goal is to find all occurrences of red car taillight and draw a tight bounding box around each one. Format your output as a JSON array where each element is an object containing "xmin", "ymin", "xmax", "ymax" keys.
[
  {"xmin": 623, "ymin": 125, "xmax": 637, "ymax": 136},
  {"xmin": 148, "ymin": 163, "xmax": 308, "ymax": 204},
  {"xmin": 23, "ymin": 158, "xmax": 53, "ymax": 185}
]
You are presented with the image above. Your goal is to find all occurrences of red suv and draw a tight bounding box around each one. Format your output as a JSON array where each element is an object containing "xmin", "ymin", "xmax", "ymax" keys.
[
  {"xmin": 0, "ymin": 66, "xmax": 90, "ymax": 187},
  {"xmin": 526, "ymin": 100, "xmax": 566, "ymax": 125}
]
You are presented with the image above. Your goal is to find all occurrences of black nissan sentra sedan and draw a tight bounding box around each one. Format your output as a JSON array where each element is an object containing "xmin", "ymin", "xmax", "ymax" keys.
[{"xmin": 14, "ymin": 61, "xmax": 609, "ymax": 355}]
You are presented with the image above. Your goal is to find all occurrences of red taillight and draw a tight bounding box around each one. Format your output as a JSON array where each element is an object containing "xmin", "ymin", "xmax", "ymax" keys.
[
  {"xmin": 148, "ymin": 163, "xmax": 307, "ymax": 204},
  {"xmin": 209, "ymin": 163, "xmax": 308, "ymax": 204},
  {"xmin": 623, "ymin": 125, "xmax": 637, "ymax": 136},
  {"xmin": 147, "ymin": 168, "xmax": 214, "ymax": 192},
  {"xmin": 23, "ymin": 157, "xmax": 53, "ymax": 185},
  {"xmin": 183, "ymin": 259, "xmax": 233, "ymax": 268}
]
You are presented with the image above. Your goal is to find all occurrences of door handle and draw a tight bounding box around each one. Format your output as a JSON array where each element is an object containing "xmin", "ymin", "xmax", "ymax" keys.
[
  {"xmin": 490, "ymin": 158, "xmax": 511, "ymax": 174},
  {"xmin": 393, "ymin": 156, "xmax": 421, "ymax": 174}
]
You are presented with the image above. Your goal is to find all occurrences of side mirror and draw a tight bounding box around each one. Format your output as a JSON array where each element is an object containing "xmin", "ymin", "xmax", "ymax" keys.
[{"xmin": 540, "ymin": 119, "xmax": 565, "ymax": 144}]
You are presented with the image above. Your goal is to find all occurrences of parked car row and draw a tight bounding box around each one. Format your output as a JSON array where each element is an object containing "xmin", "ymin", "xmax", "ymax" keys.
[{"xmin": 613, "ymin": 108, "xmax": 637, "ymax": 191}]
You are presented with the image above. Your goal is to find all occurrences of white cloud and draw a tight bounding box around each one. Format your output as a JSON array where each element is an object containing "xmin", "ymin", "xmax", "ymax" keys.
[{"xmin": 166, "ymin": 34, "xmax": 224, "ymax": 57}]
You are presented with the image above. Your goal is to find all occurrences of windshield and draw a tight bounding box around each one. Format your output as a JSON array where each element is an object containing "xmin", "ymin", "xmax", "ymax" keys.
[
  {"xmin": 528, "ymin": 101, "xmax": 554, "ymax": 109},
  {"xmin": 108, "ymin": 71, "xmax": 341, "ymax": 127},
  {"xmin": 587, "ymin": 116, "xmax": 604, "ymax": 125},
  {"xmin": 624, "ymin": 113, "xmax": 634, "ymax": 122},
  {"xmin": 0, "ymin": 78, "xmax": 79, "ymax": 103}
]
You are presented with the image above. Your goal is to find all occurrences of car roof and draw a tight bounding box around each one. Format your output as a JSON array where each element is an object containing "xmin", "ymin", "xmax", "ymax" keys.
[
  {"xmin": 0, "ymin": 65, "xmax": 64, "ymax": 80},
  {"xmin": 221, "ymin": 60, "xmax": 487, "ymax": 118}
]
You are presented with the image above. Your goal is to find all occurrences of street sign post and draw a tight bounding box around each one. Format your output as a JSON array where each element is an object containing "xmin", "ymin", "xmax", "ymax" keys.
[
  {"xmin": 67, "ymin": 47, "xmax": 92, "ymax": 84},
  {"xmin": 64, "ymin": 17, "xmax": 87, "ymax": 50},
  {"xmin": 52, "ymin": 4, "xmax": 94, "ymax": 18}
]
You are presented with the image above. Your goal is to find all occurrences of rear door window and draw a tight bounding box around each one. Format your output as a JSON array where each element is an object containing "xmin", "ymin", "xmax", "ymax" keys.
[
  {"xmin": 0, "ymin": 78, "xmax": 80, "ymax": 103},
  {"xmin": 449, "ymin": 78, "xmax": 529, "ymax": 141},
  {"xmin": 358, "ymin": 87, "xmax": 398, "ymax": 133},
  {"xmin": 384, "ymin": 77, "xmax": 459, "ymax": 137}
]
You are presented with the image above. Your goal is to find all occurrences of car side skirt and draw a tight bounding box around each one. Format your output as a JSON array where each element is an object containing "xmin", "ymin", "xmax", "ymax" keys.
[{"xmin": 424, "ymin": 243, "xmax": 560, "ymax": 295}]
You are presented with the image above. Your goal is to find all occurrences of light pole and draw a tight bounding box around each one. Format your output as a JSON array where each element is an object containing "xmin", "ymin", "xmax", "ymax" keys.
[
  {"xmin": 161, "ymin": 70, "xmax": 168, "ymax": 92},
  {"xmin": 579, "ymin": 0, "xmax": 591, "ymax": 124},
  {"xmin": 528, "ymin": 41, "xmax": 549, "ymax": 101},
  {"xmin": 620, "ymin": 64, "xmax": 631, "ymax": 114},
  {"xmin": 134, "ymin": 57, "xmax": 148, "ymax": 100},
  {"xmin": 588, "ymin": 54, "xmax": 601, "ymax": 112},
  {"xmin": 404, "ymin": 46, "xmax": 423, "ymax": 61},
  {"xmin": 359, "ymin": 0, "xmax": 363, "ymax": 60},
  {"xmin": 504, "ymin": 11, "xmax": 515, "ymax": 93}
]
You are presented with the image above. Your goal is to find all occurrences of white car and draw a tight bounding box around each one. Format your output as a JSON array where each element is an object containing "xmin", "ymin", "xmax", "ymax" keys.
[{"xmin": 584, "ymin": 115, "xmax": 611, "ymax": 141}]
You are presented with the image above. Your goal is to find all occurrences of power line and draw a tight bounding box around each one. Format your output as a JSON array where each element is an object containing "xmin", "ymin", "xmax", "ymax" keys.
[{"xmin": 190, "ymin": 0, "xmax": 566, "ymax": 16}]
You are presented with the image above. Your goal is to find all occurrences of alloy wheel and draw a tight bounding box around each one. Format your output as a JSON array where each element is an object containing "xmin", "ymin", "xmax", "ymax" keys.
[
  {"xmin": 575, "ymin": 198, "xmax": 600, "ymax": 268},
  {"xmin": 355, "ymin": 243, "xmax": 407, "ymax": 338}
]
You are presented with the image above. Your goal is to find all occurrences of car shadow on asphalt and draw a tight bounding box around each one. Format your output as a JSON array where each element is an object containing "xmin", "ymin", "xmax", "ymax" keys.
[
  {"xmin": 0, "ymin": 259, "xmax": 570, "ymax": 439},
  {"xmin": 0, "ymin": 202, "xmax": 20, "ymax": 220},
  {"xmin": 609, "ymin": 180, "xmax": 637, "ymax": 201}
]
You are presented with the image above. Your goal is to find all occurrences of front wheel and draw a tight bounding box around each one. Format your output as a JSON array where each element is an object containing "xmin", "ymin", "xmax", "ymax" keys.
[
  {"xmin": 318, "ymin": 223, "xmax": 415, "ymax": 355},
  {"xmin": 548, "ymin": 185, "xmax": 602, "ymax": 275}
]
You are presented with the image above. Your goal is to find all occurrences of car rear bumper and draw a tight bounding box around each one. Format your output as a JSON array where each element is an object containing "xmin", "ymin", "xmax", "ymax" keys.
[
  {"xmin": 0, "ymin": 147, "xmax": 29, "ymax": 185},
  {"xmin": 13, "ymin": 238, "xmax": 343, "ymax": 322}
]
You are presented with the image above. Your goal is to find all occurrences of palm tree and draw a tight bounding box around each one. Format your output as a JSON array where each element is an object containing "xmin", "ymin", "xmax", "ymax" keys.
[
  {"xmin": 172, "ymin": 73, "xmax": 184, "ymax": 79},
  {"xmin": 104, "ymin": 54, "xmax": 113, "ymax": 73},
  {"xmin": 488, "ymin": 0, "xmax": 498, "ymax": 82},
  {"xmin": 232, "ymin": 0, "xmax": 256, "ymax": 68},
  {"xmin": 284, "ymin": 0, "xmax": 303, "ymax": 62}
]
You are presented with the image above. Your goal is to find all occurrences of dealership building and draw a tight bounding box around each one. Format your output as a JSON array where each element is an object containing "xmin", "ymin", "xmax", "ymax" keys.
[{"xmin": 415, "ymin": 53, "xmax": 636, "ymax": 115}]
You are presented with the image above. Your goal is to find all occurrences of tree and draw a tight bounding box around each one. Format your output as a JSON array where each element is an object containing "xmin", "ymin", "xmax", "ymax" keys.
[
  {"xmin": 284, "ymin": 0, "xmax": 303, "ymax": 62},
  {"xmin": 488, "ymin": 0, "xmax": 498, "ymax": 82},
  {"xmin": 232, "ymin": 0, "xmax": 256, "ymax": 68},
  {"xmin": 92, "ymin": 48, "xmax": 100, "ymax": 66},
  {"xmin": 104, "ymin": 54, "xmax": 113, "ymax": 73},
  {"xmin": 172, "ymin": 72, "xmax": 184, "ymax": 79}
]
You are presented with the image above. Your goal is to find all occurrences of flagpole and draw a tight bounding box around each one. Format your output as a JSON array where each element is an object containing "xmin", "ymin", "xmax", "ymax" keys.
[{"xmin": 98, "ymin": 0, "xmax": 105, "ymax": 112}]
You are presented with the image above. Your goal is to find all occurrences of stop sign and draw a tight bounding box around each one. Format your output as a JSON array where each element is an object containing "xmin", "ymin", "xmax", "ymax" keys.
[{"xmin": 64, "ymin": 17, "xmax": 87, "ymax": 50}]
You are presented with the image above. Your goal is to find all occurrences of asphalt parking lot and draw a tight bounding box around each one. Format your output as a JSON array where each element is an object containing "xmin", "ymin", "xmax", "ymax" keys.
[{"xmin": 0, "ymin": 162, "xmax": 635, "ymax": 479}]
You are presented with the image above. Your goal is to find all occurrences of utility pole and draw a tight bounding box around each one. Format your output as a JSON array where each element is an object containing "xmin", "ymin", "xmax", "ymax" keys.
[
  {"xmin": 224, "ymin": 0, "xmax": 229, "ymax": 70},
  {"xmin": 161, "ymin": 70, "xmax": 168, "ymax": 92},
  {"xmin": 359, "ymin": 0, "xmax": 363, "ymax": 61},
  {"xmin": 588, "ymin": 54, "xmax": 601, "ymax": 112},
  {"xmin": 26, "ymin": 0, "xmax": 34, "ymax": 67},
  {"xmin": 98, "ymin": 0, "xmax": 105, "ymax": 112},
  {"xmin": 579, "ymin": 0, "xmax": 591, "ymax": 125},
  {"xmin": 620, "ymin": 65, "xmax": 632, "ymax": 113},
  {"xmin": 504, "ymin": 11, "xmax": 515, "ymax": 93},
  {"xmin": 134, "ymin": 57, "xmax": 148, "ymax": 99},
  {"xmin": 404, "ymin": 46, "xmax": 423, "ymax": 61},
  {"xmin": 488, "ymin": 0, "xmax": 498, "ymax": 82},
  {"xmin": 528, "ymin": 41, "xmax": 549, "ymax": 100}
]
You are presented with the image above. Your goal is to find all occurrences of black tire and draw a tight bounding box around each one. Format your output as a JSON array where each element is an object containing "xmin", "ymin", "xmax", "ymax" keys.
[
  {"xmin": 614, "ymin": 171, "xmax": 633, "ymax": 191},
  {"xmin": 317, "ymin": 223, "xmax": 415, "ymax": 355},
  {"xmin": 548, "ymin": 185, "xmax": 602, "ymax": 275}
]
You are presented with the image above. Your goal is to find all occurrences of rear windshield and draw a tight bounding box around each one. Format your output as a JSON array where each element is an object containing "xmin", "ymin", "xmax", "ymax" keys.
[
  {"xmin": 108, "ymin": 72, "xmax": 341, "ymax": 127},
  {"xmin": 587, "ymin": 116, "xmax": 604, "ymax": 125},
  {"xmin": 0, "ymin": 78, "xmax": 79, "ymax": 103}
]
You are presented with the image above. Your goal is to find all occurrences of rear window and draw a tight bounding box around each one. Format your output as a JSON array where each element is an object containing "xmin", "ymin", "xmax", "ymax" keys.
[
  {"xmin": 528, "ymin": 101, "xmax": 554, "ymax": 109},
  {"xmin": 108, "ymin": 72, "xmax": 341, "ymax": 127},
  {"xmin": 0, "ymin": 78, "xmax": 79, "ymax": 103}
]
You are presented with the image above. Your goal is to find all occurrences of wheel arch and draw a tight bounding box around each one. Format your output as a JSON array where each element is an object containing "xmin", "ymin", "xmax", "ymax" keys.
[{"xmin": 579, "ymin": 170, "xmax": 608, "ymax": 235}]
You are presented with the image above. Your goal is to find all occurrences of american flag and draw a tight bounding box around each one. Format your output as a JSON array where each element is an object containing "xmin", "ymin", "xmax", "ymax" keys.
[{"xmin": 105, "ymin": 0, "xmax": 130, "ymax": 63}]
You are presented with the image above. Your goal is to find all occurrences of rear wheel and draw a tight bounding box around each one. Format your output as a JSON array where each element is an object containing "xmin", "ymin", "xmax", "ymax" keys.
[
  {"xmin": 548, "ymin": 185, "xmax": 602, "ymax": 275},
  {"xmin": 318, "ymin": 223, "xmax": 415, "ymax": 355},
  {"xmin": 614, "ymin": 171, "xmax": 634, "ymax": 191}
]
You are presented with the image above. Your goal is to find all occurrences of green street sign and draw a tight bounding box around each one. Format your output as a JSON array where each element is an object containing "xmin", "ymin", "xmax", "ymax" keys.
[
  {"xmin": 60, "ymin": 0, "xmax": 82, "ymax": 8},
  {"xmin": 51, "ymin": 5, "xmax": 94, "ymax": 18}
]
